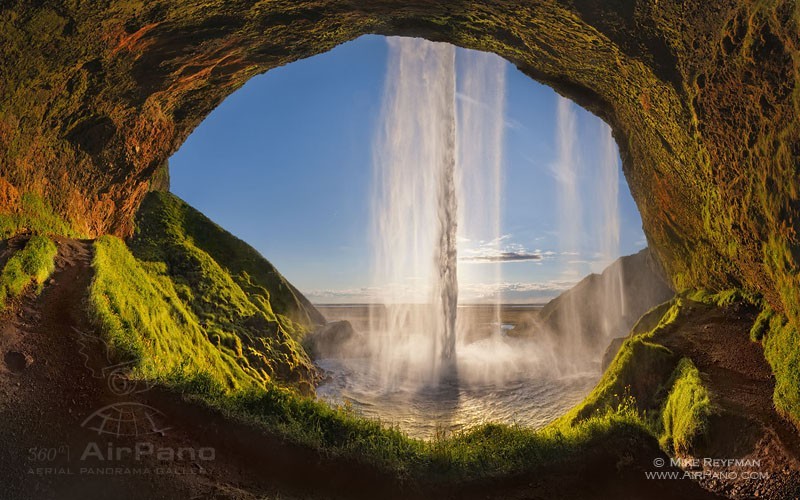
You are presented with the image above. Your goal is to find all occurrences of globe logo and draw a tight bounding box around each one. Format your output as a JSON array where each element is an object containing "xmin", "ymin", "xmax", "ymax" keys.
[
  {"xmin": 73, "ymin": 327, "xmax": 172, "ymax": 438},
  {"xmin": 81, "ymin": 402, "xmax": 172, "ymax": 437}
]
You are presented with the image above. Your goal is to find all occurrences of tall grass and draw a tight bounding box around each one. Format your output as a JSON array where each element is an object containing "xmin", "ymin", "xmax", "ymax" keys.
[
  {"xmin": 88, "ymin": 235, "xmax": 256, "ymax": 389},
  {"xmin": 0, "ymin": 235, "xmax": 57, "ymax": 310},
  {"xmin": 660, "ymin": 358, "xmax": 714, "ymax": 454}
]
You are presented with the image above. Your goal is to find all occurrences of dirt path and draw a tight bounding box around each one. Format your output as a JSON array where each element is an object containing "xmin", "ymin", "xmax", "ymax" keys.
[
  {"xmin": 658, "ymin": 301, "xmax": 800, "ymax": 498},
  {"xmin": 0, "ymin": 238, "xmax": 774, "ymax": 499}
]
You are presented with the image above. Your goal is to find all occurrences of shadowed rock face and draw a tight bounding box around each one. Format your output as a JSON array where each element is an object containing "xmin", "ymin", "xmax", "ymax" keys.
[
  {"xmin": 535, "ymin": 248, "xmax": 675, "ymax": 358},
  {"xmin": 0, "ymin": 2, "xmax": 798, "ymax": 318}
]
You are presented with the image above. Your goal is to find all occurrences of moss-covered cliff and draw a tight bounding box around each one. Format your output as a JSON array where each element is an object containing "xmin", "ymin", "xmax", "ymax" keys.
[
  {"xmin": 88, "ymin": 191, "xmax": 323, "ymax": 392},
  {"xmin": 0, "ymin": 1, "xmax": 798, "ymax": 420}
]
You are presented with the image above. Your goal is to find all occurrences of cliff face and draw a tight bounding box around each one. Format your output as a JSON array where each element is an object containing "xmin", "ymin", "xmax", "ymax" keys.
[
  {"xmin": 0, "ymin": 2, "xmax": 798, "ymax": 394},
  {"xmin": 525, "ymin": 248, "xmax": 674, "ymax": 360}
]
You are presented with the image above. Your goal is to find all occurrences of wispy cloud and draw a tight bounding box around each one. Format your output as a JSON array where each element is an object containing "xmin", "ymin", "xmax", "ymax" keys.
[
  {"xmin": 460, "ymin": 251, "xmax": 541, "ymax": 263},
  {"xmin": 459, "ymin": 234, "xmax": 541, "ymax": 264}
]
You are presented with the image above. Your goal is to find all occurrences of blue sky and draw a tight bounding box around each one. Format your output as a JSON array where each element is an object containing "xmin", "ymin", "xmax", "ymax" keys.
[{"xmin": 170, "ymin": 35, "xmax": 646, "ymax": 304}]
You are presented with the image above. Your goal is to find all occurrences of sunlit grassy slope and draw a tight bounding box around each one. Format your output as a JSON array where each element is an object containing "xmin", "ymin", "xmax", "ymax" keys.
[
  {"xmin": 557, "ymin": 297, "xmax": 715, "ymax": 456},
  {"xmin": 0, "ymin": 235, "xmax": 58, "ymax": 310},
  {"xmin": 88, "ymin": 192, "xmax": 320, "ymax": 392}
]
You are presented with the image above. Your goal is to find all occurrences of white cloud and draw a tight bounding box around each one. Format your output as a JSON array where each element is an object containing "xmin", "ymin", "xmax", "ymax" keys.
[{"xmin": 459, "ymin": 234, "xmax": 541, "ymax": 264}]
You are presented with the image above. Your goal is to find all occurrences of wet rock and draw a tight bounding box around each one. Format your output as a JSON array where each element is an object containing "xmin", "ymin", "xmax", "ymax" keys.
[{"xmin": 306, "ymin": 320, "xmax": 359, "ymax": 358}]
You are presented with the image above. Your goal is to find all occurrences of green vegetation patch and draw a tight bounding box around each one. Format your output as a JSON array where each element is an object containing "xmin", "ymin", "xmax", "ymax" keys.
[
  {"xmin": 0, "ymin": 235, "xmax": 57, "ymax": 310},
  {"xmin": 660, "ymin": 358, "xmax": 714, "ymax": 454},
  {"xmin": 757, "ymin": 310, "xmax": 800, "ymax": 428},
  {"xmin": 88, "ymin": 235, "xmax": 256, "ymax": 388},
  {"xmin": 557, "ymin": 297, "xmax": 717, "ymax": 460},
  {"xmin": 88, "ymin": 191, "xmax": 321, "ymax": 393},
  {"xmin": 168, "ymin": 372, "xmax": 652, "ymax": 480},
  {"xmin": 0, "ymin": 193, "xmax": 81, "ymax": 239},
  {"xmin": 125, "ymin": 192, "xmax": 317, "ymax": 387},
  {"xmin": 131, "ymin": 192, "xmax": 322, "ymax": 336}
]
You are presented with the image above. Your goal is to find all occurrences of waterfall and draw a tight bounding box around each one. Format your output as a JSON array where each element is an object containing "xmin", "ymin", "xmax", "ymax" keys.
[
  {"xmin": 597, "ymin": 121, "xmax": 627, "ymax": 344},
  {"xmin": 549, "ymin": 97, "xmax": 625, "ymax": 367},
  {"xmin": 367, "ymin": 38, "xmax": 623, "ymax": 388},
  {"xmin": 369, "ymin": 38, "xmax": 458, "ymax": 387},
  {"xmin": 456, "ymin": 51, "xmax": 506, "ymax": 341},
  {"xmin": 551, "ymin": 96, "xmax": 587, "ymax": 365}
]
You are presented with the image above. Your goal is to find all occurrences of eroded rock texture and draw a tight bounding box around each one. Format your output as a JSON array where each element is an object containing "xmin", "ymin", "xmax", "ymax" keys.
[{"xmin": 0, "ymin": 2, "xmax": 797, "ymax": 315}]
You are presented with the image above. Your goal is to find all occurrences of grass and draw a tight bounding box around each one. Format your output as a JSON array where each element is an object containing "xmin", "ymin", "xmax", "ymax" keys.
[
  {"xmin": 755, "ymin": 307, "xmax": 800, "ymax": 428},
  {"xmin": 88, "ymin": 235, "xmax": 256, "ymax": 388},
  {"xmin": 0, "ymin": 235, "xmax": 58, "ymax": 310},
  {"xmin": 167, "ymin": 370, "xmax": 652, "ymax": 480},
  {"xmin": 557, "ymin": 297, "xmax": 718, "ymax": 458},
  {"xmin": 131, "ymin": 192, "xmax": 322, "ymax": 336},
  {"xmin": 683, "ymin": 288, "xmax": 760, "ymax": 308},
  {"xmin": 660, "ymin": 358, "xmax": 714, "ymax": 454},
  {"xmin": 124, "ymin": 192, "xmax": 318, "ymax": 388},
  {"xmin": 750, "ymin": 304, "xmax": 774, "ymax": 342}
]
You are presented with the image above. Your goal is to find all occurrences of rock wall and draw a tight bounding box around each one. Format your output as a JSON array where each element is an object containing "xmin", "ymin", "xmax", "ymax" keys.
[{"xmin": 0, "ymin": 1, "xmax": 797, "ymax": 319}]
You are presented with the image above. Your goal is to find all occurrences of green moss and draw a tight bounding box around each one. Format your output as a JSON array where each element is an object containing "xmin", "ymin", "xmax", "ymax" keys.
[
  {"xmin": 124, "ymin": 192, "xmax": 317, "ymax": 386},
  {"xmin": 659, "ymin": 358, "xmax": 714, "ymax": 454},
  {"xmin": 0, "ymin": 193, "xmax": 82, "ymax": 239},
  {"xmin": 557, "ymin": 297, "xmax": 715, "ymax": 459},
  {"xmin": 760, "ymin": 311, "xmax": 800, "ymax": 428},
  {"xmin": 0, "ymin": 235, "xmax": 57, "ymax": 309},
  {"xmin": 130, "ymin": 192, "xmax": 322, "ymax": 335},
  {"xmin": 88, "ymin": 235, "xmax": 257, "ymax": 388},
  {"xmin": 682, "ymin": 288, "xmax": 758, "ymax": 308},
  {"xmin": 562, "ymin": 337, "xmax": 677, "ymax": 425},
  {"xmin": 168, "ymin": 372, "xmax": 651, "ymax": 480},
  {"xmin": 750, "ymin": 305, "xmax": 774, "ymax": 342}
]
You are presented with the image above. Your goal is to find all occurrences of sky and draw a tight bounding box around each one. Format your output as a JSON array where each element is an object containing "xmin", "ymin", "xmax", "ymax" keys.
[{"xmin": 170, "ymin": 35, "xmax": 647, "ymax": 304}]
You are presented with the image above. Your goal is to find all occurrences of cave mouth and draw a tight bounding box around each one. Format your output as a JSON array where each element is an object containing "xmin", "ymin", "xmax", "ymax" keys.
[{"xmin": 169, "ymin": 35, "xmax": 653, "ymax": 438}]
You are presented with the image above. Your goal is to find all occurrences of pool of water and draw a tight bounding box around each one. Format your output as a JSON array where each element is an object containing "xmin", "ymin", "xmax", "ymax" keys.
[
  {"xmin": 313, "ymin": 304, "xmax": 601, "ymax": 439},
  {"xmin": 315, "ymin": 355, "xmax": 599, "ymax": 439}
]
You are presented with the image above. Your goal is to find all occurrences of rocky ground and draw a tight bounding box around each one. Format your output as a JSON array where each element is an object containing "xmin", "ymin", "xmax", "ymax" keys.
[{"xmin": 0, "ymin": 238, "xmax": 797, "ymax": 499}]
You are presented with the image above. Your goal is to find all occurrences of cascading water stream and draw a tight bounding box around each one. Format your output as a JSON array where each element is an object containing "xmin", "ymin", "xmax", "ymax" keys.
[
  {"xmin": 368, "ymin": 38, "xmax": 458, "ymax": 387},
  {"xmin": 456, "ymin": 50, "xmax": 506, "ymax": 345},
  {"xmin": 550, "ymin": 97, "xmax": 626, "ymax": 368}
]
